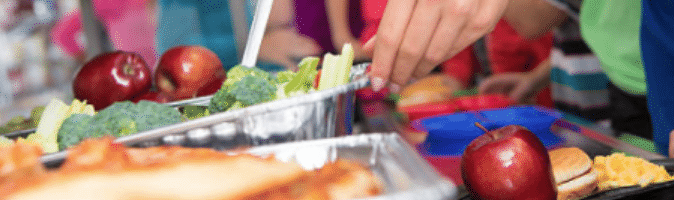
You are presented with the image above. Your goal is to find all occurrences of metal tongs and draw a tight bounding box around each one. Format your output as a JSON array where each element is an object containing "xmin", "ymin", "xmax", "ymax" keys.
[{"xmin": 241, "ymin": 0, "xmax": 275, "ymax": 68}]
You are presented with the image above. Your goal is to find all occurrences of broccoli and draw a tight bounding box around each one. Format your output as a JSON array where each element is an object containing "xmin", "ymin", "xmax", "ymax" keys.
[
  {"xmin": 230, "ymin": 76, "xmax": 276, "ymax": 106},
  {"xmin": 209, "ymin": 66, "xmax": 277, "ymax": 113},
  {"xmin": 57, "ymin": 101, "xmax": 182, "ymax": 150},
  {"xmin": 208, "ymin": 86, "xmax": 237, "ymax": 113},
  {"xmin": 223, "ymin": 65, "xmax": 273, "ymax": 87},
  {"xmin": 182, "ymin": 105, "xmax": 210, "ymax": 120}
]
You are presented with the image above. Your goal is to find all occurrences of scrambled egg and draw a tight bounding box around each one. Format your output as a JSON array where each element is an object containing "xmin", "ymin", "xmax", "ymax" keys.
[{"xmin": 593, "ymin": 153, "xmax": 674, "ymax": 191}]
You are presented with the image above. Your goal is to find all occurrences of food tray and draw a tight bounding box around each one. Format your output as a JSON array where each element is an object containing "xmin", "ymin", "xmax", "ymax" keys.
[
  {"xmin": 458, "ymin": 159, "xmax": 674, "ymax": 200},
  {"xmin": 31, "ymin": 63, "xmax": 370, "ymax": 162},
  {"xmin": 578, "ymin": 159, "xmax": 674, "ymax": 200},
  {"xmin": 42, "ymin": 133, "xmax": 457, "ymax": 200}
]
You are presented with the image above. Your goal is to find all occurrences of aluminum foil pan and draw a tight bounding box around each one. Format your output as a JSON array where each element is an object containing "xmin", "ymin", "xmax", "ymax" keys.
[
  {"xmin": 41, "ymin": 133, "xmax": 457, "ymax": 200},
  {"xmin": 40, "ymin": 63, "xmax": 370, "ymax": 163},
  {"xmin": 245, "ymin": 133, "xmax": 458, "ymax": 200}
]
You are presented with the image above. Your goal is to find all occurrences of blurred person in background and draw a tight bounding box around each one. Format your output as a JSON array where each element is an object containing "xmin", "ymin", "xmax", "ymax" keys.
[
  {"xmin": 478, "ymin": 0, "xmax": 653, "ymax": 151},
  {"xmin": 50, "ymin": 0, "xmax": 159, "ymax": 68},
  {"xmin": 156, "ymin": 0, "xmax": 322, "ymax": 72},
  {"xmin": 478, "ymin": 19, "xmax": 555, "ymax": 108},
  {"xmin": 307, "ymin": 0, "xmax": 366, "ymax": 61},
  {"xmin": 480, "ymin": 0, "xmax": 612, "ymax": 122},
  {"xmin": 640, "ymin": 1, "xmax": 674, "ymax": 157},
  {"xmin": 330, "ymin": 0, "xmax": 555, "ymax": 109}
]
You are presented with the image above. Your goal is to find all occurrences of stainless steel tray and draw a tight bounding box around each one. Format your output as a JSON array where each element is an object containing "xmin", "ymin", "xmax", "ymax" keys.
[
  {"xmin": 245, "ymin": 133, "xmax": 458, "ymax": 200},
  {"xmin": 40, "ymin": 63, "xmax": 371, "ymax": 163},
  {"xmin": 42, "ymin": 133, "xmax": 457, "ymax": 200}
]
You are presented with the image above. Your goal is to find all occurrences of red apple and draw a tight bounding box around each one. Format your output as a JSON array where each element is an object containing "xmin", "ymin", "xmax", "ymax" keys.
[
  {"xmin": 155, "ymin": 46, "xmax": 226, "ymax": 100},
  {"xmin": 73, "ymin": 51, "xmax": 152, "ymax": 110},
  {"xmin": 131, "ymin": 91, "xmax": 174, "ymax": 103},
  {"xmin": 461, "ymin": 124, "xmax": 557, "ymax": 200},
  {"xmin": 196, "ymin": 77, "xmax": 224, "ymax": 97}
]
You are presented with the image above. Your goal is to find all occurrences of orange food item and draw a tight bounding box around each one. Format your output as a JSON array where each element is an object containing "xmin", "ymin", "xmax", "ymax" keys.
[
  {"xmin": 593, "ymin": 153, "xmax": 674, "ymax": 191},
  {"xmin": 0, "ymin": 137, "xmax": 383, "ymax": 200}
]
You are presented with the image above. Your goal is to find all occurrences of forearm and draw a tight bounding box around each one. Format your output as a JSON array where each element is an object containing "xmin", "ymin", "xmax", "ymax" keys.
[
  {"xmin": 530, "ymin": 58, "xmax": 552, "ymax": 85},
  {"xmin": 267, "ymin": 0, "xmax": 294, "ymax": 30},
  {"xmin": 325, "ymin": 0, "xmax": 355, "ymax": 45},
  {"xmin": 504, "ymin": 0, "xmax": 567, "ymax": 40}
]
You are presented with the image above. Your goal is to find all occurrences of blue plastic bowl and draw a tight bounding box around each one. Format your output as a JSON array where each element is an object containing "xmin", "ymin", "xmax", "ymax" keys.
[{"xmin": 417, "ymin": 106, "xmax": 563, "ymax": 156}]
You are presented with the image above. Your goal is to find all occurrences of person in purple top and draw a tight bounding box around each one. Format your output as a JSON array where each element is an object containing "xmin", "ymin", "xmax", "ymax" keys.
[{"xmin": 293, "ymin": 0, "xmax": 365, "ymax": 56}]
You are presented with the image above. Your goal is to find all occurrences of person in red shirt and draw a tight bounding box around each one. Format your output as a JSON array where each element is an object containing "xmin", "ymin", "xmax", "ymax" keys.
[{"xmin": 327, "ymin": 0, "xmax": 554, "ymax": 107}]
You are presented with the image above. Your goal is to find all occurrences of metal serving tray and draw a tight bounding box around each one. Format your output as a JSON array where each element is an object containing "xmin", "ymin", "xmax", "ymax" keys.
[
  {"xmin": 246, "ymin": 133, "xmax": 458, "ymax": 200},
  {"xmin": 39, "ymin": 63, "xmax": 370, "ymax": 164},
  {"xmin": 42, "ymin": 133, "xmax": 457, "ymax": 200}
]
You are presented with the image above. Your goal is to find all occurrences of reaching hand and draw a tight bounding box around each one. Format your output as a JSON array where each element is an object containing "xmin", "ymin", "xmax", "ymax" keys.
[
  {"xmin": 259, "ymin": 27, "xmax": 322, "ymax": 71},
  {"xmin": 363, "ymin": 0, "xmax": 510, "ymax": 92},
  {"xmin": 478, "ymin": 72, "xmax": 547, "ymax": 104}
]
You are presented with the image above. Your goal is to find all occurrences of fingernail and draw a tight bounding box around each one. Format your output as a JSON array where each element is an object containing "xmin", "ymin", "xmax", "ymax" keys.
[
  {"xmin": 371, "ymin": 77, "xmax": 386, "ymax": 92},
  {"xmin": 390, "ymin": 83, "xmax": 401, "ymax": 93}
]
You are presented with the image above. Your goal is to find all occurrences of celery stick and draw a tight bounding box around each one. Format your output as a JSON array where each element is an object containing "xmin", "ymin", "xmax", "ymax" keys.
[
  {"xmin": 317, "ymin": 44, "xmax": 355, "ymax": 91},
  {"xmin": 318, "ymin": 53, "xmax": 338, "ymax": 91},
  {"xmin": 338, "ymin": 44, "xmax": 355, "ymax": 85},
  {"xmin": 34, "ymin": 99, "xmax": 68, "ymax": 153},
  {"xmin": 284, "ymin": 57, "xmax": 319, "ymax": 95}
]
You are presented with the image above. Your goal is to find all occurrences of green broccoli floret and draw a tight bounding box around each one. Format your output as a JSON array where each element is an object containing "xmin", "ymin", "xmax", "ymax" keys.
[
  {"xmin": 224, "ymin": 65, "xmax": 272, "ymax": 87},
  {"xmin": 208, "ymin": 86, "xmax": 237, "ymax": 113},
  {"xmin": 57, "ymin": 101, "xmax": 182, "ymax": 150},
  {"xmin": 182, "ymin": 105, "xmax": 210, "ymax": 120},
  {"xmin": 209, "ymin": 66, "xmax": 277, "ymax": 113},
  {"xmin": 57, "ymin": 114, "xmax": 102, "ymax": 150},
  {"xmin": 229, "ymin": 76, "xmax": 276, "ymax": 106},
  {"xmin": 228, "ymin": 102, "xmax": 245, "ymax": 111}
]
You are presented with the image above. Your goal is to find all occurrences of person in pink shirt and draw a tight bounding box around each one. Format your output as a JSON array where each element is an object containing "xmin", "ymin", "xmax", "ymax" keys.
[{"xmin": 50, "ymin": 0, "xmax": 158, "ymax": 68}]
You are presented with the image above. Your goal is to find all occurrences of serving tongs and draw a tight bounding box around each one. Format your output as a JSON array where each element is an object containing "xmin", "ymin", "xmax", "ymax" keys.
[{"xmin": 240, "ymin": 0, "xmax": 274, "ymax": 68}]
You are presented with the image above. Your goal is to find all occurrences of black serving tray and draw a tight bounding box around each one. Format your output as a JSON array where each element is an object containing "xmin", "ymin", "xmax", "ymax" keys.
[
  {"xmin": 580, "ymin": 159, "xmax": 674, "ymax": 200},
  {"xmin": 457, "ymin": 159, "xmax": 674, "ymax": 200}
]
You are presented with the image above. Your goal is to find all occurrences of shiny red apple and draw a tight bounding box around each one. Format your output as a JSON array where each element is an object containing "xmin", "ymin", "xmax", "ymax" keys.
[
  {"xmin": 73, "ymin": 51, "xmax": 152, "ymax": 110},
  {"xmin": 155, "ymin": 46, "xmax": 226, "ymax": 100},
  {"xmin": 131, "ymin": 91, "xmax": 174, "ymax": 103},
  {"xmin": 196, "ymin": 77, "xmax": 224, "ymax": 97},
  {"xmin": 461, "ymin": 124, "xmax": 557, "ymax": 200}
]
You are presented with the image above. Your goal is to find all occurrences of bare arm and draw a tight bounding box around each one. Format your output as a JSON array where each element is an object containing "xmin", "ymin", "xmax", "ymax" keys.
[
  {"xmin": 325, "ymin": 0, "xmax": 354, "ymax": 48},
  {"xmin": 503, "ymin": 0, "xmax": 567, "ymax": 40},
  {"xmin": 267, "ymin": 0, "xmax": 295, "ymax": 30}
]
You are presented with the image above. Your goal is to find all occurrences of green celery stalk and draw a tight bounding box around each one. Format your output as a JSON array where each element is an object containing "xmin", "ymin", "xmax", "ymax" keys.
[
  {"xmin": 318, "ymin": 44, "xmax": 355, "ymax": 91},
  {"xmin": 285, "ymin": 57, "xmax": 319, "ymax": 95}
]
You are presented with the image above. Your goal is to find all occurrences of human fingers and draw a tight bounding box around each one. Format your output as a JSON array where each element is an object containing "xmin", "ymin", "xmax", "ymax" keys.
[
  {"xmin": 362, "ymin": 36, "xmax": 376, "ymax": 57},
  {"xmin": 389, "ymin": 0, "xmax": 442, "ymax": 86},
  {"xmin": 448, "ymin": 0, "xmax": 508, "ymax": 57},
  {"xmin": 369, "ymin": 0, "xmax": 417, "ymax": 91},
  {"xmin": 477, "ymin": 75, "xmax": 517, "ymax": 94},
  {"xmin": 414, "ymin": 0, "xmax": 476, "ymax": 78},
  {"xmin": 509, "ymin": 79, "xmax": 536, "ymax": 103}
]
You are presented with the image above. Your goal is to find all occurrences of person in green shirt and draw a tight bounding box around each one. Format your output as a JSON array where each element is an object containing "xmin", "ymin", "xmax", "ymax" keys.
[{"xmin": 579, "ymin": 1, "xmax": 652, "ymax": 140}]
